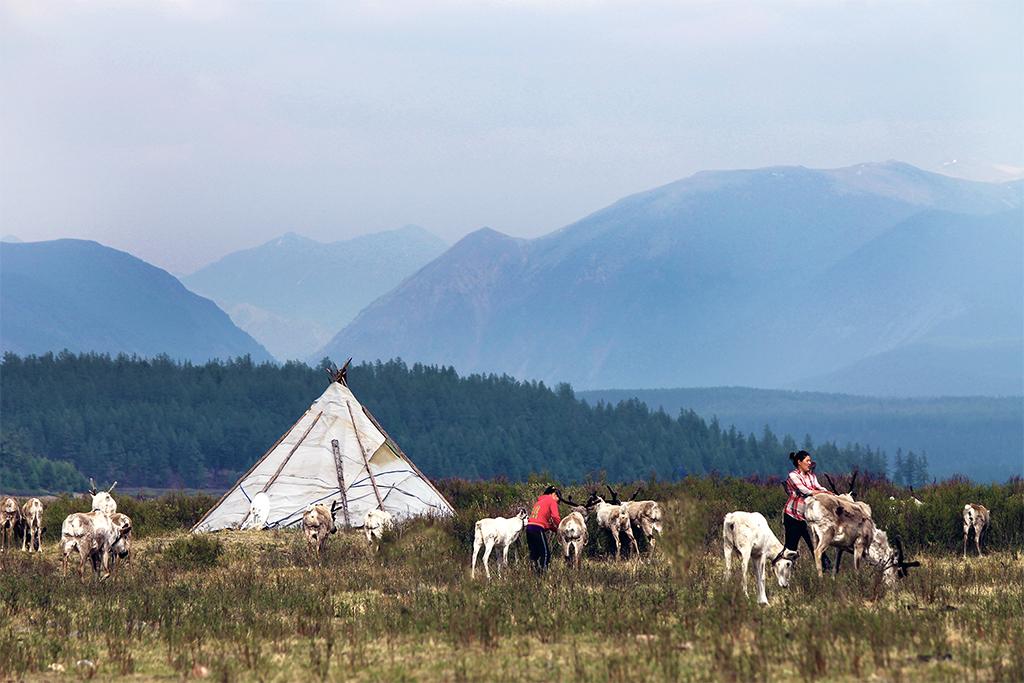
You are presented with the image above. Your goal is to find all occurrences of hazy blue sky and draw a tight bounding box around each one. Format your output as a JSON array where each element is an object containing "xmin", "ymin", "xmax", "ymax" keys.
[{"xmin": 2, "ymin": 1, "xmax": 1022, "ymax": 274}]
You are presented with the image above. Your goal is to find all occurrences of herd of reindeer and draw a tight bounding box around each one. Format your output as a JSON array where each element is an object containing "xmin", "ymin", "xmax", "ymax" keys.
[{"xmin": 0, "ymin": 476, "xmax": 995, "ymax": 606}]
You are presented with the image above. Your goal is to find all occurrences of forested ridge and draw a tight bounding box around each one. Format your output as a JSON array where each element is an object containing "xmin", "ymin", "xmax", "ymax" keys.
[{"xmin": 1, "ymin": 352, "xmax": 888, "ymax": 490}]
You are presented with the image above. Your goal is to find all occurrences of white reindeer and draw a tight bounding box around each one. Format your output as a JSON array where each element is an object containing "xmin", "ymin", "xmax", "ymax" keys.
[
  {"xmin": 471, "ymin": 509, "xmax": 528, "ymax": 579},
  {"xmin": 722, "ymin": 511, "xmax": 799, "ymax": 606},
  {"xmin": 585, "ymin": 491, "xmax": 637, "ymax": 560},
  {"xmin": 557, "ymin": 505, "xmax": 589, "ymax": 569},
  {"xmin": 363, "ymin": 508, "xmax": 394, "ymax": 553},
  {"xmin": 962, "ymin": 503, "xmax": 990, "ymax": 558},
  {"xmin": 21, "ymin": 498, "xmax": 44, "ymax": 552}
]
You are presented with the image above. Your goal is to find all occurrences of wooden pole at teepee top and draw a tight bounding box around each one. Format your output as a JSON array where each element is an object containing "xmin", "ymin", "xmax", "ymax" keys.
[
  {"xmin": 331, "ymin": 438, "xmax": 351, "ymax": 527},
  {"xmin": 347, "ymin": 401, "xmax": 384, "ymax": 509}
]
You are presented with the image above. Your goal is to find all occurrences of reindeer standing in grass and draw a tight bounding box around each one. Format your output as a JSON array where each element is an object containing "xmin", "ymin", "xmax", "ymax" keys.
[
  {"xmin": 21, "ymin": 498, "xmax": 44, "ymax": 552},
  {"xmin": 0, "ymin": 497, "xmax": 21, "ymax": 552},
  {"xmin": 611, "ymin": 485, "xmax": 664, "ymax": 552},
  {"xmin": 557, "ymin": 495, "xmax": 590, "ymax": 569},
  {"xmin": 585, "ymin": 490, "xmax": 636, "ymax": 560},
  {"xmin": 962, "ymin": 503, "xmax": 990, "ymax": 558},
  {"xmin": 302, "ymin": 501, "xmax": 340, "ymax": 560}
]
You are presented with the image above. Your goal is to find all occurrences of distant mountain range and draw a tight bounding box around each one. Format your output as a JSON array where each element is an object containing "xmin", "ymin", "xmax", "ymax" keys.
[
  {"xmin": 0, "ymin": 239, "xmax": 272, "ymax": 363},
  {"xmin": 318, "ymin": 162, "xmax": 1023, "ymax": 396},
  {"xmin": 577, "ymin": 387, "xmax": 1023, "ymax": 483},
  {"xmin": 183, "ymin": 226, "xmax": 447, "ymax": 361}
]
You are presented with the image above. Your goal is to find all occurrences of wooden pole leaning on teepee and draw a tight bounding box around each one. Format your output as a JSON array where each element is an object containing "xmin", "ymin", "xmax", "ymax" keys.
[
  {"xmin": 347, "ymin": 401, "xmax": 384, "ymax": 510},
  {"xmin": 191, "ymin": 410, "xmax": 308, "ymax": 532},
  {"xmin": 331, "ymin": 439, "xmax": 351, "ymax": 527},
  {"xmin": 237, "ymin": 410, "xmax": 324, "ymax": 529}
]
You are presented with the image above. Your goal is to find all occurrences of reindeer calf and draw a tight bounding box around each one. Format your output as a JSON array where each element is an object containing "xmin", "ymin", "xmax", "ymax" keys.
[
  {"xmin": 363, "ymin": 508, "xmax": 394, "ymax": 553},
  {"xmin": 472, "ymin": 509, "xmax": 528, "ymax": 579},
  {"xmin": 0, "ymin": 497, "xmax": 21, "ymax": 552},
  {"xmin": 21, "ymin": 498, "xmax": 44, "ymax": 552}
]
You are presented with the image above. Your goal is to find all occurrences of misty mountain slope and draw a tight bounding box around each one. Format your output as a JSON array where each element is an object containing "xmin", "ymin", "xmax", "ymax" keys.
[
  {"xmin": 183, "ymin": 225, "xmax": 446, "ymax": 360},
  {"xmin": 764, "ymin": 209, "xmax": 1024, "ymax": 388},
  {"xmin": 316, "ymin": 162, "xmax": 1022, "ymax": 393},
  {"xmin": 0, "ymin": 239, "xmax": 272, "ymax": 363}
]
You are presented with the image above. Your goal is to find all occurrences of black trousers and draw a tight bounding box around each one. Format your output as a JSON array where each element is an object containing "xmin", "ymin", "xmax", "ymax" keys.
[
  {"xmin": 784, "ymin": 514, "xmax": 830, "ymax": 570},
  {"xmin": 525, "ymin": 524, "xmax": 550, "ymax": 572}
]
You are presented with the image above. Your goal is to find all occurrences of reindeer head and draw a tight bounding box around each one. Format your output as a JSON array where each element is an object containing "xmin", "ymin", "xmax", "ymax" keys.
[
  {"xmin": 770, "ymin": 549, "xmax": 800, "ymax": 587},
  {"xmin": 89, "ymin": 480, "xmax": 118, "ymax": 515},
  {"xmin": 515, "ymin": 508, "xmax": 528, "ymax": 523},
  {"xmin": 1, "ymin": 498, "xmax": 17, "ymax": 515}
]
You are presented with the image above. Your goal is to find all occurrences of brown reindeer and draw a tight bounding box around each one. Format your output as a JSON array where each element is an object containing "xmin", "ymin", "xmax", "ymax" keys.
[
  {"xmin": 0, "ymin": 497, "xmax": 20, "ymax": 552},
  {"xmin": 302, "ymin": 502, "xmax": 340, "ymax": 559},
  {"xmin": 804, "ymin": 491, "xmax": 875, "ymax": 577}
]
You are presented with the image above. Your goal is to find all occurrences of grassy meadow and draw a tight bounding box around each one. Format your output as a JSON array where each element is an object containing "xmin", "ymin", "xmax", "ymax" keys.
[{"xmin": 1, "ymin": 477, "xmax": 1021, "ymax": 682}]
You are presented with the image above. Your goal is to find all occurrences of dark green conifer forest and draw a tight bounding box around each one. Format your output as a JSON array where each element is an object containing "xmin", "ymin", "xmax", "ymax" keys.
[{"xmin": 0, "ymin": 352, "xmax": 887, "ymax": 490}]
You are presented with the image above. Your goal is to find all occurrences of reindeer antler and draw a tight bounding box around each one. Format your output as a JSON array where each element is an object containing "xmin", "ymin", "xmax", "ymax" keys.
[
  {"xmin": 107, "ymin": 481, "xmax": 118, "ymax": 493},
  {"xmin": 848, "ymin": 470, "xmax": 859, "ymax": 496},
  {"xmin": 605, "ymin": 484, "xmax": 621, "ymax": 504},
  {"xmin": 823, "ymin": 473, "xmax": 839, "ymax": 494},
  {"xmin": 629, "ymin": 486, "xmax": 643, "ymax": 501},
  {"xmin": 88, "ymin": 478, "xmax": 98, "ymax": 495}
]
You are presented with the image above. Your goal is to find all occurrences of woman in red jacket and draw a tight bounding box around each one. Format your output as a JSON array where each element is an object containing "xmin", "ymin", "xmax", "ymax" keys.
[{"xmin": 526, "ymin": 486, "xmax": 561, "ymax": 572}]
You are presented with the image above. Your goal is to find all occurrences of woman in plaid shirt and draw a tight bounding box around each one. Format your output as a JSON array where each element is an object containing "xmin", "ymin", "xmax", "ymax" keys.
[{"xmin": 783, "ymin": 450, "xmax": 831, "ymax": 565}]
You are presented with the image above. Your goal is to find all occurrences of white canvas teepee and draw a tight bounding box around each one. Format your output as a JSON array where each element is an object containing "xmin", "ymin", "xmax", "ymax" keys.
[{"xmin": 192, "ymin": 362, "xmax": 454, "ymax": 532}]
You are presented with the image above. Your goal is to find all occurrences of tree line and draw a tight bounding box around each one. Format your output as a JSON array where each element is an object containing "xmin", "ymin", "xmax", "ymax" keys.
[{"xmin": 0, "ymin": 352, "xmax": 888, "ymax": 490}]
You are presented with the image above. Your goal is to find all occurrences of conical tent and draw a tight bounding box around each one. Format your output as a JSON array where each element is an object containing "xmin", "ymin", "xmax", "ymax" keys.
[{"xmin": 192, "ymin": 364, "xmax": 454, "ymax": 532}]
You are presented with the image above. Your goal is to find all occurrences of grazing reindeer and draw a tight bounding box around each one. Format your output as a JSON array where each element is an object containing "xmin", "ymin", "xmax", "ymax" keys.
[
  {"xmin": 302, "ymin": 501, "xmax": 340, "ymax": 559},
  {"xmin": 805, "ymin": 491, "xmax": 875, "ymax": 578},
  {"xmin": 0, "ymin": 497, "xmax": 21, "ymax": 552},
  {"xmin": 722, "ymin": 511, "xmax": 798, "ymax": 606},
  {"xmin": 585, "ymin": 490, "xmax": 636, "ymax": 560},
  {"xmin": 363, "ymin": 508, "xmax": 394, "ymax": 553},
  {"xmin": 864, "ymin": 528, "xmax": 920, "ymax": 586},
  {"xmin": 471, "ymin": 509, "xmax": 528, "ymax": 579},
  {"xmin": 962, "ymin": 504, "xmax": 990, "ymax": 558},
  {"xmin": 108, "ymin": 513, "xmax": 133, "ymax": 575},
  {"xmin": 21, "ymin": 498, "xmax": 44, "ymax": 552},
  {"xmin": 88, "ymin": 478, "xmax": 118, "ymax": 516},
  {"xmin": 60, "ymin": 510, "xmax": 119, "ymax": 580},
  {"xmin": 557, "ymin": 497, "xmax": 589, "ymax": 569},
  {"xmin": 616, "ymin": 486, "xmax": 664, "ymax": 552}
]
